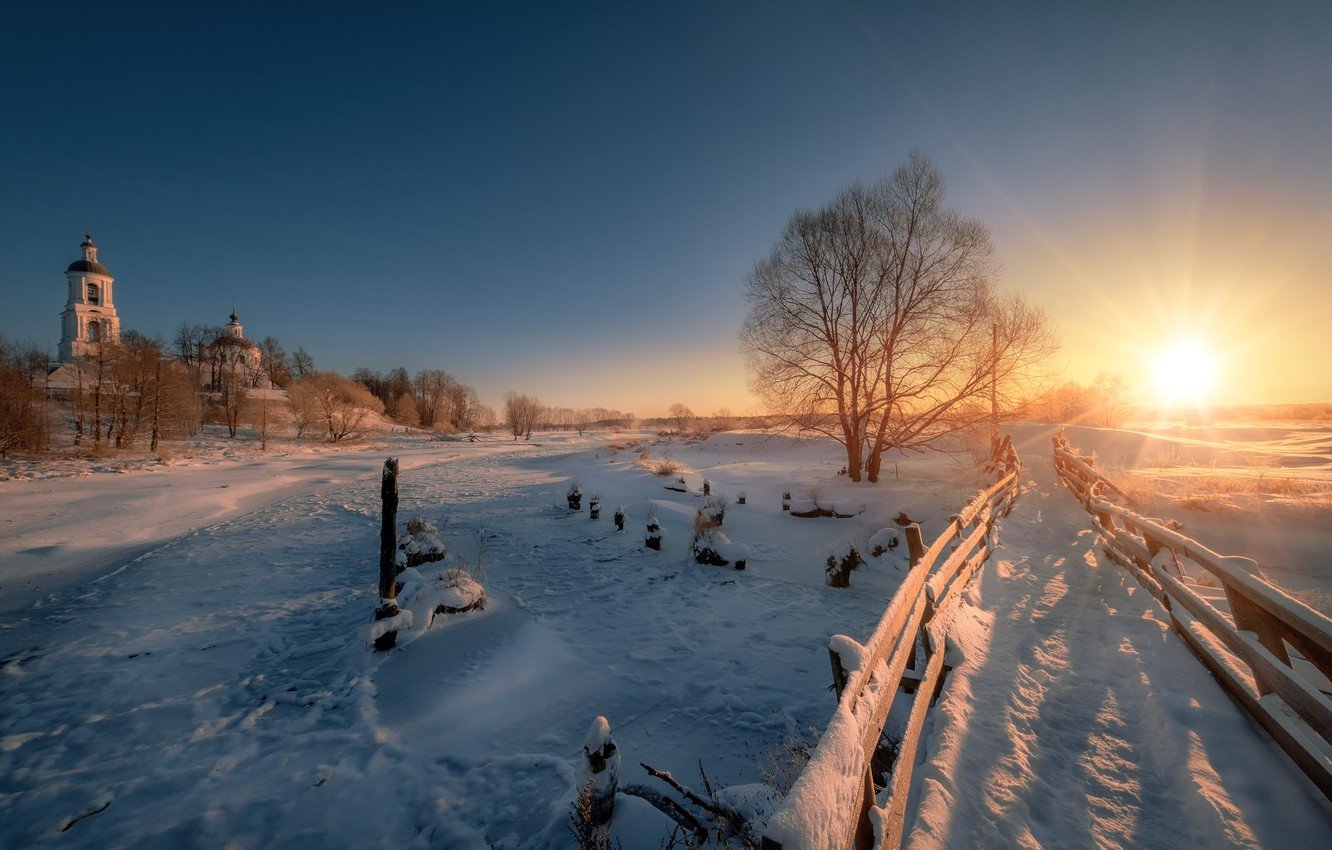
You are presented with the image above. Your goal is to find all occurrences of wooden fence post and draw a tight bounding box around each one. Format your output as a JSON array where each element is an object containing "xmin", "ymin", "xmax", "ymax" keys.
[
  {"xmin": 905, "ymin": 524, "xmax": 926, "ymax": 569},
  {"xmin": 373, "ymin": 457, "xmax": 400, "ymax": 652},
  {"xmin": 829, "ymin": 647, "xmax": 849, "ymax": 701},
  {"xmin": 1224, "ymin": 587, "xmax": 1293, "ymax": 695}
]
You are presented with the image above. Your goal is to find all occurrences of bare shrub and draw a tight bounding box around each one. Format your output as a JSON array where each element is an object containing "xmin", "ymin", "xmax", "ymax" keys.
[
  {"xmin": 755, "ymin": 729, "xmax": 817, "ymax": 796},
  {"xmin": 653, "ymin": 459, "xmax": 681, "ymax": 477},
  {"xmin": 569, "ymin": 780, "xmax": 621, "ymax": 850}
]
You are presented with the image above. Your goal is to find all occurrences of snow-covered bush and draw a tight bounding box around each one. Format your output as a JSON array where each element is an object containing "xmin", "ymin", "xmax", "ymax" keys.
[
  {"xmin": 613, "ymin": 505, "xmax": 626, "ymax": 531},
  {"xmin": 868, "ymin": 527, "xmax": 900, "ymax": 558},
  {"xmin": 400, "ymin": 516, "xmax": 445, "ymax": 568},
  {"xmin": 395, "ymin": 565, "xmax": 486, "ymax": 634},
  {"xmin": 567, "ymin": 482, "xmax": 583, "ymax": 510},
  {"xmin": 589, "ymin": 494, "xmax": 600, "ymax": 520},
  {"xmin": 781, "ymin": 491, "xmax": 792, "ymax": 511},
  {"xmin": 825, "ymin": 542, "xmax": 863, "ymax": 588},
  {"xmin": 702, "ymin": 493, "xmax": 728, "ymax": 527},
  {"xmin": 693, "ymin": 525, "xmax": 748, "ymax": 569},
  {"xmin": 645, "ymin": 516, "xmax": 664, "ymax": 550}
]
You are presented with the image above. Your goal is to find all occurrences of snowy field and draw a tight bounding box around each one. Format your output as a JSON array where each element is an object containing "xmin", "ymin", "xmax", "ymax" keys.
[
  {"xmin": 0, "ymin": 430, "xmax": 988, "ymax": 847},
  {"xmin": 3, "ymin": 427, "xmax": 1329, "ymax": 848}
]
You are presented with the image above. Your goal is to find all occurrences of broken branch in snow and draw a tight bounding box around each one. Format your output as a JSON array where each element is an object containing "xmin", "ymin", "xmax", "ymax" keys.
[
  {"xmin": 619, "ymin": 784, "xmax": 707, "ymax": 839},
  {"xmin": 639, "ymin": 761, "xmax": 750, "ymax": 835}
]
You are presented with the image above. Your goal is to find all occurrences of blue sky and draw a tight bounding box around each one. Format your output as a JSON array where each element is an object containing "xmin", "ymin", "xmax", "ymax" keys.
[{"xmin": 2, "ymin": 1, "xmax": 1329, "ymax": 413}]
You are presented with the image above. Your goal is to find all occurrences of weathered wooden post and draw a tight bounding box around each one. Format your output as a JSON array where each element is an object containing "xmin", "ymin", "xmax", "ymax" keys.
[
  {"xmin": 579, "ymin": 716, "xmax": 620, "ymax": 827},
  {"xmin": 373, "ymin": 457, "xmax": 401, "ymax": 651},
  {"xmin": 589, "ymin": 494, "xmax": 601, "ymax": 520},
  {"xmin": 905, "ymin": 523, "xmax": 926, "ymax": 569},
  {"xmin": 613, "ymin": 506, "xmax": 626, "ymax": 531},
  {"xmin": 737, "ymin": 490, "xmax": 746, "ymax": 505}
]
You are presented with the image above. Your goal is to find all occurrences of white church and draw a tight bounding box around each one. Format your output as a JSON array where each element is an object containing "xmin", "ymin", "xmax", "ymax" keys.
[{"xmin": 50, "ymin": 234, "xmax": 264, "ymax": 384}]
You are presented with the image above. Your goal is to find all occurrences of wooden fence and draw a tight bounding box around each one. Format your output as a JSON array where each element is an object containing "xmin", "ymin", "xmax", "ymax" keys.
[
  {"xmin": 761, "ymin": 437, "xmax": 1022, "ymax": 850},
  {"xmin": 1052, "ymin": 432, "xmax": 1332, "ymax": 800}
]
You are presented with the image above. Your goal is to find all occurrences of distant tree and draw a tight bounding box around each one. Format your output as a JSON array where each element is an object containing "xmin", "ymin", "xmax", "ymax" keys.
[
  {"xmin": 712, "ymin": 407, "xmax": 734, "ymax": 433},
  {"xmin": 0, "ymin": 334, "xmax": 50, "ymax": 457},
  {"xmin": 1036, "ymin": 381, "xmax": 1096, "ymax": 424},
  {"xmin": 471, "ymin": 403, "xmax": 497, "ymax": 430},
  {"xmin": 287, "ymin": 385, "xmax": 319, "ymax": 440},
  {"xmin": 503, "ymin": 392, "xmax": 543, "ymax": 441},
  {"xmin": 290, "ymin": 347, "xmax": 316, "ymax": 380},
  {"xmin": 250, "ymin": 391, "xmax": 275, "ymax": 450},
  {"xmin": 389, "ymin": 391, "xmax": 420, "ymax": 427},
  {"xmin": 668, "ymin": 403, "xmax": 694, "ymax": 435},
  {"xmin": 258, "ymin": 336, "xmax": 291, "ymax": 388},
  {"xmin": 1093, "ymin": 372, "xmax": 1128, "ymax": 428},
  {"xmin": 218, "ymin": 365, "xmax": 249, "ymax": 439},
  {"xmin": 413, "ymin": 369, "xmax": 453, "ymax": 429},
  {"xmin": 173, "ymin": 322, "xmax": 215, "ymax": 374}
]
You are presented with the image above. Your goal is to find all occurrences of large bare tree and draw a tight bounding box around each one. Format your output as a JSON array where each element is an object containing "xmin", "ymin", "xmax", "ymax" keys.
[{"xmin": 742, "ymin": 151, "xmax": 1056, "ymax": 482}]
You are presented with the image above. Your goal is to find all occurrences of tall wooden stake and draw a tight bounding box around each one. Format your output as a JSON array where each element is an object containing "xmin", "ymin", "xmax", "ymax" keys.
[
  {"xmin": 373, "ymin": 457, "xmax": 400, "ymax": 651},
  {"xmin": 990, "ymin": 322, "xmax": 999, "ymax": 453}
]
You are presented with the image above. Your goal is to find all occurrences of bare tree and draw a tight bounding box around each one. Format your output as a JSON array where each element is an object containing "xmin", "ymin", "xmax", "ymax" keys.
[
  {"xmin": 250, "ymin": 391, "xmax": 275, "ymax": 450},
  {"xmin": 667, "ymin": 403, "xmax": 694, "ymax": 435},
  {"xmin": 258, "ymin": 336, "xmax": 291, "ymax": 388},
  {"xmin": 290, "ymin": 347, "xmax": 316, "ymax": 380},
  {"xmin": 218, "ymin": 365, "xmax": 249, "ymax": 439},
  {"xmin": 289, "ymin": 372, "xmax": 383, "ymax": 443},
  {"xmin": 0, "ymin": 335, "xmax": 50, "ymax": 457},
  {"xmin": 742, "ymin": 151, "xmax": 1056, "ymax": 482},
  {"xmin": 503, "ymin": 392, "xmax": 543, "ymax": 441},
  {"xmin": 471, "ymin": 403, "xmax": 497, "ymax": 430},
  {"xmin": 389, "ymin": 391, "xmax": 420, "ymax": 427},
  {"xmin": 1093, "ymin": 372, "xmax": 1128, "ymax": 428}
]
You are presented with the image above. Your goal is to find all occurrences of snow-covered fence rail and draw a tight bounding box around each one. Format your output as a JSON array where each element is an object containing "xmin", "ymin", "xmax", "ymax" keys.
[
  {"xmin": 761, "ymin": 438, "xmax": 1022, "ymax": 850},
  {"xmin": 1052, "ymin": 432, "xmax": 1332, "ymax": 800}
]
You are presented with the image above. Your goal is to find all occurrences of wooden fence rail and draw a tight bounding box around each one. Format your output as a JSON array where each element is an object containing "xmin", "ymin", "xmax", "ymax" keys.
[
  {"xmin": 761, "ymin": 437, "xmax": 1022, "ymax": 850},
  {"xmin": 1052, "ymin": 431, "xmax": 1332, "ymax": 800}
]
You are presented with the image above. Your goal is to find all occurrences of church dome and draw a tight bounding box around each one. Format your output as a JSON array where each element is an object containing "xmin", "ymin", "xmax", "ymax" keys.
[{"xmin": 66, "ymin": 259, "xmax": 112, "ymax": 276}]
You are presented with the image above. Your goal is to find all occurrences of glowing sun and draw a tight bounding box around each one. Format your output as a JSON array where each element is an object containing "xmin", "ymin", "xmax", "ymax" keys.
[{"xmin": 1152, "ymin": 338, "xmax": 1216, "ymax": 404}]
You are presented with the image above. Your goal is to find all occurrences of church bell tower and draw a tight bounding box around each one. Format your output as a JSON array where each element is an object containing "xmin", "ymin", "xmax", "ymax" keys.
[{"xmin": 58, "ymin": 233, "xmax": 121, "ymax": 362}]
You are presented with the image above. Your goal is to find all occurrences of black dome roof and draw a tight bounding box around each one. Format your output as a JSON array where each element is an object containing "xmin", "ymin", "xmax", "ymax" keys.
[{"xmin": 67, "ymin": 259, "xmax": 111, "ymax": 276}]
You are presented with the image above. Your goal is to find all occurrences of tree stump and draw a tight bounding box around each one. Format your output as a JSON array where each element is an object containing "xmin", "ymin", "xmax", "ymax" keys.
[
  {"xmin": 579, "ymin": 716, "xmax": 620, "ymax": 827},
  {"xmin": 567, "ymin": 482, "xmax": 583, "ymax": 511},
  {"xmin": 645, "ymin": 519, "xmax": 663, "ymax": 551}
]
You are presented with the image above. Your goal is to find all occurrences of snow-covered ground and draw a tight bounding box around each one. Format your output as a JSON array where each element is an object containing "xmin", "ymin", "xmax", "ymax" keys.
[
  {"xmin": 3, "ymin": 427, "xmax": 1329, "ymax": 847},
  {"xmin": 907, "ymin": 438, "xmax": 1332, "ymax": 849}
]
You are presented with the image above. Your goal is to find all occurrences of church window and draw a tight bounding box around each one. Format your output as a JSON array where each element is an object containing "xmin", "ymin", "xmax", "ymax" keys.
[
  {"xmin": 87, "ymin": 283, "xmax": 100, "ymax": 304},
  {"xmin": 88, "ymin": 322, "xmax": 101, "ymax": 342}
]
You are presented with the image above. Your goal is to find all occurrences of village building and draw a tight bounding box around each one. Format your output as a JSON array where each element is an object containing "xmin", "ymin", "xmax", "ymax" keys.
[
  {"xmin": 47, "ymin": 234, "xmax": 269, "ymax": 390},
  {"xmin": 58, "ymin": 234, "xmax": 121, "ymax": 362}
]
